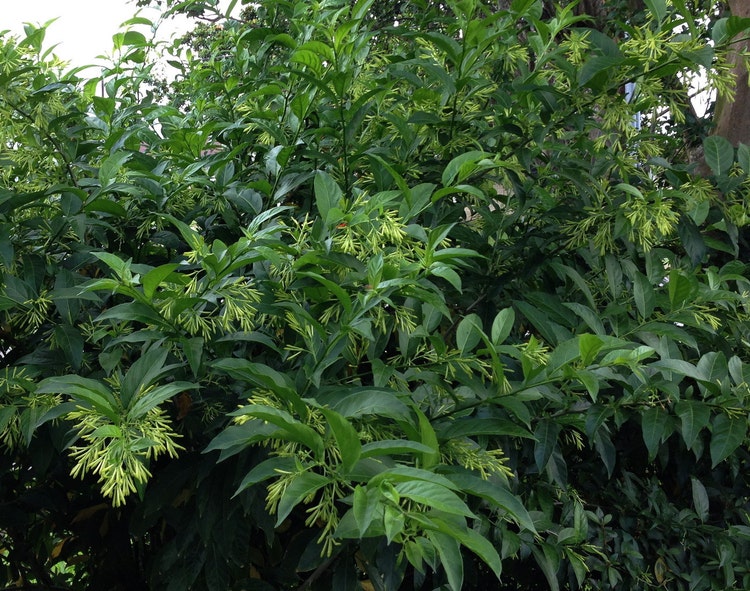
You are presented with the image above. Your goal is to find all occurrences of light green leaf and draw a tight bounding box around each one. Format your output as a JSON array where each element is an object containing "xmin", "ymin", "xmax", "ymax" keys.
[
  {"xmin": 578, "ymin": 333, "xmax": 603, "ymax": 366},
  {"xmin": 314, "ymin": 170, "xmax": 343, "ymax": 226},
  {"xmin": 430, "ymin": 264, "xmax": 462, "ymax": 292},
  {"xmin": 142, "ymin": 263, "xmax": 179, "ymax": 300},
  {"xmin": 456, "ymin": 313, "xmax": 482, "ymax": 354},
  {"xmin": 321, "ymin": 408, "xmax": 361, "ymax": 473},
  {"xmin": 99, "ymin": 151, "xmax": 132, "ymax": 187},
  {"xmin": 416, "ymin": 408, "xmax": 440, "ymax": 469},
  {"xmin": 491, "ymin": 307, "xmax": 515, "ymax": 346},
  {"xmin": 353, "ymin": 485, "xmax": 379, "ymax": 534},
  {"xmin": 644, "ymin": 0, "xmax": 667, "ymax": 24},
  {"xmin": 441, "ymin": 151, "xmax": 491, "ymax": 186}
]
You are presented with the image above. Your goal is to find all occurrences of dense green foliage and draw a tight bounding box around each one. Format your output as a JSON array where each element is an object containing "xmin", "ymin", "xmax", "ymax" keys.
[{"xmin": 2, "ymin": 0, "xmax": 750, "ymax": 589}]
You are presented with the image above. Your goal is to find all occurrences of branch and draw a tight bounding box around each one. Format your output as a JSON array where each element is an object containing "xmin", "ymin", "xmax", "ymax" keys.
[{"xmin": 294, "ymin": 551, "xmax": 341, "ymax": 591}]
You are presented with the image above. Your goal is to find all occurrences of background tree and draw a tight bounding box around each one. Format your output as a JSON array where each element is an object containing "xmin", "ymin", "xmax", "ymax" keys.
[{"xmin": 2, "ymin": 1, "xmax": 750, "ymax": 590}]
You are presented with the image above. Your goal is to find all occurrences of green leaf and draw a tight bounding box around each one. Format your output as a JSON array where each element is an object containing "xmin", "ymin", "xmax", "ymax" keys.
[
  {"xmin": 92, "ymin": 251, "xmax": 131, "ymax": 281},
  {"xmin": 450, "ymin": 523, "xmax": 502, "ymax": 579},
  {"xmin": 441, "ymin": 151, "xmax": 491, "ymax": 186},
  {"xmin": 275, "ymin": 471, "xmax": 330, "ymax": 525},
  {"xmin": 142, "ymin": 263, "xmax": 179, "ymax": 300},
  {"xmin": 415, "ymin": 408, "xmax": 440, "ymax": 469},
  {"xmin": 360, "ymin": 440, "xmax": 437, "ymax": 458},
  {"xmin": 563, "ymin": 302, "xmax": 606, "ymax": 335},
  {"xmin": 54, "ymin": 324, "xmax": 83, "ymax": 370},
  {"xmin": 710, "ymin": 413, "xmax": 747, "ymax": 467},
  {"xmin": 353, "ymin": 485, "xmax": 379, "ymax": 534},
  {"xmin": 430, "ymin": 264, "xmax": 463, "ymax": 292},
  {"xmin": 491, "ymin": 307, "xmax": 515, "ymax": 346},
  {"xmin": 321, "ymin": 408, "xmax": 361, "ymax": 473},
  {"xmin": 578, "ymin": 56, "xmax": 622, "ymax": 89},
  {"xmin": 297, "ymin": 271, "xmax": 353, "ymax": 318},
  {"xmin": 633, "ymin": 272, "xmax": 655, "ymax": 319},
  {"xmin": 532, "ymin": 542, "xmax": 561, "ymax": 591},
  {"xmin": 534, "ymin": 420, "xmax": 561, "ymax": 471},
  {"xmin": 644, "ymin": 0, "xmax": 667, "ymax": 24},
  {"xmin": 128, "ymin": 382, "xmax": 197, "ymax": 418},
  {"xmin": 641, "ymin": 407, "xmax": 667, "ymax": 461},
  {"xmin": 99, "ymin": 151, "xmax": 133, "ymax": 187},
  {"xmin": 383, "ymin": 503, "xmax": 405, "ymax": 543},
  {"xmin": 578, "ymin": 333, "xmax": 603, "ymax": 366},
  {"xmin": 211, "ymin": 359, "xmax": 307, "ymax": 418},
  {"xmin": 314, "ymin": 170, "xmax": 343, "ymax": 225},
  {"xmin": 712, "ymin": 16, "xmax": 750, "ymax": 44},
  {"xmin": 395, "ymin": 480, "xmax": 475, "ymax": 517},
  {"xmin": 322, "ymin": 388, "xmax": 411, "ymax": 421},
  {"xmin": 444, "ymin": 471, "xmax": 537, "ymax": 533},
  {"xmin": 456, "ymin": 313, "xmax": 482, "ymax": 354},
  {"xmin": 510, "ymin": 0, "xmax": 542, "ymax": 19},
  {"xmin": 697, "ymin": 351, "xmax": 728, "ymax": 385},
  {"xmin": 235, "ymin": 405, "xmax": 325, "ymax": 459},
  {"xmin": 183, "ymin": 337, "xmax": 204, "ymax": 377},
  {"xmin": 703, "ymin": 136, "xmax": 734, "ymax": 177},
  {"xmin": 36, "ymin": 376, "xmax": 119, "ymax": 423},
  {"xmin": 690, "ymin": 477, "xmax": 709, "ymax": 522},
  {"xmin": 425, "ymin": 530, "xmax": 464, "ymax": 591},
  {"xmin": 234, "ymin": 456, "xmax": 297, "ymax": 495},
  {"xmin": 675, "ymin": 400, "xmax": 710, "ymax": 450},
  {"xmin": 437, "ymin": 418, "xmax": 533, "ymax": 440},
  {"xmin": 121, "ymin": 347, "xmax": 170, "ymax": 408}
]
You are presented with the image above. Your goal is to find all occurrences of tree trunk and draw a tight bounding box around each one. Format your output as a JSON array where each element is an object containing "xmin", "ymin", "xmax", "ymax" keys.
[{"xmin": 713, "ymin": 0, "xmax": 750, "ymax": 146}]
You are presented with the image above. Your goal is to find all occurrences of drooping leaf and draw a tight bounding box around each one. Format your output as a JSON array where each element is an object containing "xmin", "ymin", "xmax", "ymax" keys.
[
  {"xmin": 275, "ymin": 471, "xmax": 330, "ymax": 525},
  {"xmin": 534, "ymin": 420, "xmax": 561, "ymax": 471},
  {"xmin": 675, "ymin": 400, "xmax": 710, "ymax": 450},
  {"xmin": 641, "ymin": 407, "xmax": 668, "ymax": 461},
  {"xmin": 710, "ymin": 414, "xmax": 747, "ymax": 467}
]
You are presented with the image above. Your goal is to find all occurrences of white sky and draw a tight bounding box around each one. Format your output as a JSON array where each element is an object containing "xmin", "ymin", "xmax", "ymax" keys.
[{"xmin": 1, "ymin": 0, "xmax": 232, "ymax": 69}]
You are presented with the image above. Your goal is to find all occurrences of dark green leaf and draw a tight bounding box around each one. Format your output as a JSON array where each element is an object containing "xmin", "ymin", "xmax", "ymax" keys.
[
  {"xmin": 534, "ymin": 420, "xmax": 561, "ymax": 471},
  {"xmin": 275, "ymin": 471, "xmax": 330, "ymax": 525},
  {"xmin": 691, "ymin": 477, "xmax": 709, "ymax": 522},
  {"xmin": 703, "ymin": 136, "xmax": 734, "ymax": 177},
  {"xmin": 711, "ymin": 414, "xmax": 747, "ymax": 467},
  {"xmin": 675, "ymin": 400, "xmax": 710, "ymax": 450},
  {"xmin": 641, "ymin": 407, "xmax": 667, "ymax": 461}
]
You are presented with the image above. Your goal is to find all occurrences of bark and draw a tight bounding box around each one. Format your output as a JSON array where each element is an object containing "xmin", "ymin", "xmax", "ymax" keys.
[{"xmin": 713, "ymin": 0, "xmax": 750, "ymax": 147}]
